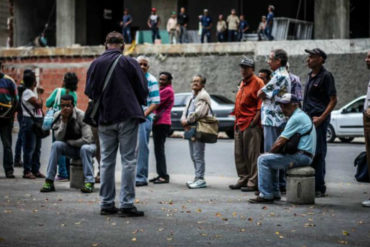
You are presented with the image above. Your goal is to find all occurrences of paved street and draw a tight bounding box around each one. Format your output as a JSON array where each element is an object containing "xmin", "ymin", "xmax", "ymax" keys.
[{"xmin": 0, "ymin": 134, "xmax": 369, "ymax": 247}]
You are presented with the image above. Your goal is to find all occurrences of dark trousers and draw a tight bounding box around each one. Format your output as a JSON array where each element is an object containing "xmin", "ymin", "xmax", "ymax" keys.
[
  {"xmin": 228, "ymin": 30, "xmax": 238, "ymax": 42},
  {"xmin": 0, "ymin": 118, "xmax": 14, "ymax": 174},
  {"xmin": 179, "ymin": 26, "xmax": 187, "ymax": 43},
  {"xmin": 312, "ymin": 117, "xmax": 330, "ymax": 193},
  {"xmin": 264, "ymin": 26, "xmax": 273, "ymax": 40},
  {"xmin": 363, "ymin": 112, "xmax": 370, "ymax": 178},
  {"xmin": 201, "ymin": 29, "xmax": 211, "ymax": 43},
  {"xmin": 217, "ymin": 31, "xmax": 226, "ymax": 42},
  {"xmin": 122, "ymin": 27, "xmax": 132, "ymax": 44},
  {"xmin": 14, "ymin": 114, "xmax": 23, "ymax": 163},
  {"xmin": 153, "ymin": 124, "xmax": 170, "ymax": 179},
  {"xmin": 151, "ymin": 27, "xmax": 161, "ymax": 43},
  {"xmin": 22, "ymin": 116, "xmax": 42, "ymax": 174}
]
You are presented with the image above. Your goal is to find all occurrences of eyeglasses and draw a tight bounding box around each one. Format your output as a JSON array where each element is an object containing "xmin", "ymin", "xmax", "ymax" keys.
[{"xmin": 139, "ymin": 63, "xmax": 148, "ymax": 67}]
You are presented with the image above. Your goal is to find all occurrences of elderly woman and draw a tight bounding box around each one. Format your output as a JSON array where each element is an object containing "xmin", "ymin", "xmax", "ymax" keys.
[{"xmin": 181, "ymin": 75, "xmax": 211, "ymax": 189}]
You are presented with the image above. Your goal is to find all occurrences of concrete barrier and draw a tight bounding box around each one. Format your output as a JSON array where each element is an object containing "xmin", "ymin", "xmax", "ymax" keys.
[
  {"xmin": 286, "ymin": 166, "xmax": 315, "ymax": 204},
  {"xmin": 70, "ymin": 159, "xmax": 84, "ymax": 189}
]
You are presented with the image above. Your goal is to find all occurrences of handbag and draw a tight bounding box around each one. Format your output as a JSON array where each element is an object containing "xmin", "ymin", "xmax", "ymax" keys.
[
  {"xmin": 354, "ymin": 151, "xmax": 370, "ymax": 182},
  {"xmin": 195, "ymin": 102, "xmax": 219, "ymax": 143},
  {"xmin": 21, "ymin": 101, "xmax": 50, "ymax": 139},
  {"xmin": 42, "ymin": 88, "xmax": 62, "ymax": 130},
  {"xmin": 279, "ymin": 123, "xmax": 313, "ymax": 154},
  {"xmin": 84, "ymin": 54, "xmax": 122, "ymax": 127}
]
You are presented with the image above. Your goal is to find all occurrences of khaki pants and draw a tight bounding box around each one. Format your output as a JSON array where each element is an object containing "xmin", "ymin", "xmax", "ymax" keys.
[
  {"xmin": 363, "ymin": 112, "xmax": 370, "ymax": 178},
  {"xmin": 234, "ymin": 126, "xmax": 262, "ymax": 187}
]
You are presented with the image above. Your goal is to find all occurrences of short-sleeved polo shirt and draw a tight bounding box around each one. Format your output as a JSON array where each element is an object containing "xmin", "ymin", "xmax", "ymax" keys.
[
  {"xmin": 303, "ymin": 67, "xmax": 337, "ymax": 117},
  {"xmin": 280, "ymin": 108, "xmax": 317, "ymax": 155},
  {"xmin": 201, "ymin": 16, "xmax": 212, "ymax": 28},
  {"xmin": 144, "ymin": 72, "xmax": 160, "ymax": 120}
]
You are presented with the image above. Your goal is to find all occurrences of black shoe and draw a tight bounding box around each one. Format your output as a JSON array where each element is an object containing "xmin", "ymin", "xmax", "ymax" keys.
[
  {"xmin": 5, "ymin": 171, "xmax": 15, "ymax": 179},
  {"xmin": 280, "ymin": 187, "xmax": 286, "ymax": 194},
  {"xmin": 14, "ymin": 161, "xmax": 23, "ymax": 167},
  {"xmin": 315, "ymin": 191, "xmax": 327, "ymax": 198},
  {"xmin": 136, "ymin": 181, "xmax": 148, "ymax": 187},
  {"xmin": 229, "ymin": 183, "xmax": 244, "ymax": 190},
  {"xmin": 254, "ymin": 190, "xmax": 260, "ymax": 196},
  {"xmin": 100, "ymin": 207, "xmax": 119, "ymax": 215},
  {"xmin": 118, "ymin": 206, "xmax": 144, "ymax": 217},
  {"xmin": 241, "ymin": 186, "xmax": 258, "ymax": 192},
  {"xmin": 153, "ymin": 177, "xmax": 169, "ymax": 184},
  {"xmin": 248, "ymin": 196, "xmax": 274, "ymax": 204},
  {"xmin": 149, "ymin": 176, "xmax": 160, "ymax": 183}
]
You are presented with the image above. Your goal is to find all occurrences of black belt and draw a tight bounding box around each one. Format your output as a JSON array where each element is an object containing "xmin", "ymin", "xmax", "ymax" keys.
[{"xmin": 297, "ymin": 150, "xmax": 314, "ymax": 159}]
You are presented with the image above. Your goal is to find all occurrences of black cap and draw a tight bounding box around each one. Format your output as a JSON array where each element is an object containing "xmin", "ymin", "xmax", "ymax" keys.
[
  {"xmin": 239, "ymin": 57, "xmax": 255, "ymax": 68},
  {"xmin": 304, "ymin": 48, "xmax": 327, "ymax": 60}
]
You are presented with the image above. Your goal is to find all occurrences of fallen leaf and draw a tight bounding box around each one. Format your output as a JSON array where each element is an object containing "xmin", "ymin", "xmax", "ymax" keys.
[
  {"xmin": 215, "ymin": 212, "xmax": 222, "ymax": 217},
  {"xmin": 275, "ymin": 232, "xmax": 280, "ymax": 235},
  {"xmin": 158, "ymin": 228, "xmax": 164, "ymax": 232},
  {"xmin": 215, "ymin": 234, "xmax": 222, "ymax": 239},
  {"xmin": 196, "ymin": 208, "xmax": 202, "ymax": 213},
  {"xmin": 135, "ymin": 199, "xmax": 140, "ymax": 204},
  {"xmin": 222, "ymin": 218, "xmax": 228, "ymax": 221},
  {"xmin": 262, "ymin": 206, "xmax": 268, "ymax": 210},
  {"xmin": 248, "ymin": 217, "xmax": 253, "ymax": 222},
  {"xmin": 357, "ymin": 221, "xmax": 364, "ymax": 225},
  {"xmin": 33, "ymin": 209, "xmax": 38, "ymax": 213},
  {"xmin": 240, "ymin": 228, "xmax": 246, "ymax": 232},
  {"xmin": 257, "ymin": 222, "xmax": 262, "ymax": 226},
  {"xmin": 337, "ymin": 240, "xmax": 348, "ymax": 245},
  {"xmin": 200, "ymin": 233, "xmax": 208, "ymax": 237},
  {"xmin": 111, "ymin": 222, "xmax": 116, "ymax": 226},
  {"xmin": 342, "ymin": 231, "xmax": 349, "ymax": 236},
  {"xmin": 92, "ymin": 243, "xmax": 99, "ymax": 247},
  {"xmin": 61, "ymin": 224, "xmax": 65, "ymax": 227},
  {"xmin": 270, "ymin": 212, "xmax": 275, "ymax": 216},
  {"xmin": 232, "ymin": 212, "xmax": 237, "ymax": 217},
  {"xmin": 279, "ymin": 236, "xmax": 284, "ymax": 239},
  {"xmin": 167, "ymin": 237, "xmax": 173, "ymax": 241},
  {"xmin": 75, "ymin": 221, "xmax": 81, "ymax": 225},
  {"xmin": 131, "ymin": 237, "xmax": 136, "ymax": 242}
]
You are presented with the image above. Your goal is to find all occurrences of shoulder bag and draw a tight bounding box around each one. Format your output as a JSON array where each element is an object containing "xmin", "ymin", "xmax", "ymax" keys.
[
  {"xmin": 84, "ymin": 54, "xmax": 122, "ymax": 127},
  {"xmin": 279, "ymin": 123, "xmax": 313, "ymax": 154},
  {"xmin": 42, "ymin": 88, "xmax": 62, "ymax": 130},
  {"xmin": 21, "ymin": 101, "xmax": 50, "ymax": 139},
  {"xmin": 195, "ymin": 101, "xmax": 219, "ymax": 143}
]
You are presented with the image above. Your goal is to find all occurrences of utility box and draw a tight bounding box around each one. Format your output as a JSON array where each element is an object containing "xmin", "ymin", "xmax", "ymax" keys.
[{"xmin": 286, "ymin": 166, "xmax": 315, "ymax": 204}]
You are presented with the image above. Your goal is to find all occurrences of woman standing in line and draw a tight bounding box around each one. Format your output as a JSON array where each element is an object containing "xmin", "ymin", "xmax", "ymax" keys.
[
  {"xmin": 181, "ymin": 75, "xmax": 211, "ymax": 189},
  {"xmin": 150, "ymin": 72, "xmax": 175, "ymax": 184}
]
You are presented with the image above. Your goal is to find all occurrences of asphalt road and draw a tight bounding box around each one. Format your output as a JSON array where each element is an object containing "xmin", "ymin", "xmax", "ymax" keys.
[{"xmin": 0, "ymin": 134, "xmax": 369, "ymax": 247}]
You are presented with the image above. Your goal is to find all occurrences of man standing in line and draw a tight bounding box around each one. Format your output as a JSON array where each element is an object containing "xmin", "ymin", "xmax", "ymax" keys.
[
  {"xmin": 148, "ymin": 8, "xmax": 161, "ymax": 44},
  {"xmin": 303, "ymin": 48, "xmax": 337, "ymax": 197},
  {"xmin": 227, "ymin": 9, "xmax": 240, "ymax": 42},
  {"xmin": 264, "ymin": 5, "xmax": 275, "ymax": 40},
  {"xmin": 216, "ymin": 14, "xmax": 227, "ymax": 42},
  {"xmin": 258, "ymin": 69, "xmax": 272, "ymax": 85},
  {"xmin": 85, "ymin": 32, "xmax": 148, "ymax": 217},
  {"xmin": 362, "ymin": 50, "xmax": 370, "ymax": 207},
  {"xmin": 0, "ymin": 61, "xmax": 17, "ymax": 178},
  {"xmin": 136, "ymin": 56, "xmax": 160, "ymax": 187},
  {"xmin": 200, "ymin": 9, "xmax": 212, "ymax": 43},
  {"xmin": 121, "ymin": 8, "xmax": 132, "ymax": 44},
  {"xmin": 258, "ymin": 49, "xmax": 291, "ymax": 193},
  {"xmin": 229, "ymin": 57, "xmax": 264, "ymax": 191},
  {"xmin": 178, "ymin": 7, "xmax": 189, "ymax": 44},
  {"xmin": 238, "ymin": 14, "xmax": 249, "ymax": 41}
]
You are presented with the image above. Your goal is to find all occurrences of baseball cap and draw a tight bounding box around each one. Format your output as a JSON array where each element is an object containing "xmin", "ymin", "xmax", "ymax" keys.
[
  {"xmin": 239, "ymin": 57, "xmax": 255, "ymax": 68},
  {"xmin": 152, "ymin": 8, "xmax": 157, "ymax": 12},
  {"xmin": 276, "ymin": 93, "xmax": 300, "ymax": 104},
  {"xmin": 304, "ymin": 48, "xmax": 327, "ymax": 60}
]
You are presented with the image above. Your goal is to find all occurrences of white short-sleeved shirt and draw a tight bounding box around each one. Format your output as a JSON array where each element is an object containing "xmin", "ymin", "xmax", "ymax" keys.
[
  {"xmin": 22, "ymin": 89, "xmax": 43, "ymax": 118},
  {"xmin": 365, "ymin": 81, "xmax": 370, "ymax": 110}
]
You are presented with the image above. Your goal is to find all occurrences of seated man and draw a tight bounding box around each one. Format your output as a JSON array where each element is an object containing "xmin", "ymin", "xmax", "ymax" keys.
[
  {"xmin": 40, "ymin": 95, "xmax": 96, "ymax": 193},
  {"xmin": 249, "ymin": 93, "xmax": 317, "ymax": 203}
]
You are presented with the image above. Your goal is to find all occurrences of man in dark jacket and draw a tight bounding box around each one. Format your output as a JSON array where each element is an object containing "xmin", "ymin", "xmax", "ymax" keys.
[{"xmin": 85, "ymin": 31, "xmax": 148, "ymax": 217}]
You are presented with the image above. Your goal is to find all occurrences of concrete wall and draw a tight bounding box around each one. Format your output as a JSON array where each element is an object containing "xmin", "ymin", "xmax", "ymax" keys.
[
  {"xmin": 1, "ymin": 39, "xmax": 369, "ymax": 109},
  {"xmin": 56, "ymin": 0, "xmax": 75, "ymax": 47},
  {"xmin": 0, "ymin": 0, "xmax": 8, "ymax": 47}
]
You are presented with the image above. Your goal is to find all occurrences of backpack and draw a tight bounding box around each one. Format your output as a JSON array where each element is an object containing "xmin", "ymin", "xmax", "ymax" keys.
[
  {"xmin": 16, "ymin": 84, "xmax": 26, "ymax": 114},
  {"xmin": 354, "ymin": 151, "xmax": 370, "ymax": 182},
  {"xmin": 0, "ymin": 73, "xmax": 16, "ymax": 119},
  {"xmin": 289, "ymin": 73, "xmax": 303, "ymax": 101}
]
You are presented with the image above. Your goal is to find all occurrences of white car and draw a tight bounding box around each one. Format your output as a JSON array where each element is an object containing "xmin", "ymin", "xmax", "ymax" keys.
[{"xmin": 328, "ymin": 95, "xmax": 365, "ymax": 143}]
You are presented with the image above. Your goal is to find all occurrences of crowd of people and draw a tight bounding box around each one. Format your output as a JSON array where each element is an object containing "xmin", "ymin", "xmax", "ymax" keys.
[
  {"xmin": 1, "ymin": 31, "xmax": 369, "ymax": 217},
  {"xmin": 120, "ymin": 5, "xmax": 275, "ymax": 44}
]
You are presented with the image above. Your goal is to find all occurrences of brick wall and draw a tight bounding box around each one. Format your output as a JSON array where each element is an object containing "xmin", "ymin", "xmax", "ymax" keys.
[{"xmin": 2, "ymin": 56, "xmax": 95, "ymax": 111}]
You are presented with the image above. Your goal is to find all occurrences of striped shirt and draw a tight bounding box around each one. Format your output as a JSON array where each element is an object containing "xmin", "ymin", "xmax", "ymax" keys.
[
  {"xmin": 0, "ymin": 73, "xmax": 18, "ymax": 118},
  {"xmin": 144, "ymin": 72, "xmax": 160, "ymax": 120}
]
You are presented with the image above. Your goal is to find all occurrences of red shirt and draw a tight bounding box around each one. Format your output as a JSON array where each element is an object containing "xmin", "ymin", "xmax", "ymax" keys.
[{"xmin": 234, "ymin": 75, "xmax": 264, "ymax": 131}]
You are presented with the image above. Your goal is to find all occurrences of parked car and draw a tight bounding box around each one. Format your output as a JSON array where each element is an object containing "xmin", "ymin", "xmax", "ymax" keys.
[
  {"xmin": 171, "ymin": 93, "xmax": 235, "ymax": 138},
  {"xmin": 327, "ymin": 95, "xmax": 365, "ymax": 143}
]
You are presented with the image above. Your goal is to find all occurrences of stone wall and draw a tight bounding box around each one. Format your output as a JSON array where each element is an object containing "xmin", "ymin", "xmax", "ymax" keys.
[{"xmin": 0, "ymin": 39, "xmax": 369, "ymax": 111}]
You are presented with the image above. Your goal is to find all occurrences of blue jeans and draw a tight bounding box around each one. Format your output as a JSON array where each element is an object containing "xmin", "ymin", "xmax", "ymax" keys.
[
  {"xmin": 136, "ymin": 118, "xmax": 152, "ymax": 183},
  {"xmin": 264, "ymin": 26, "xmax": 273, "ymax": 40},
  {"xmin": 312, "ymin": 117, "xmax": 329, "ymax": 193},
  {"xmin": 98, "ymin": 119, "xmax": 139, "ymax": 209},
  {"xmin": 51, "ymin": 132, "xmax": 69, "ymax": 179},
  {"xmin": 22, "ymin": 116, "xmax": 42, "ymax": 174},
  {"xmin": 14, "ymin": 114, "xmax": 23, "ymax": 163},
  {"xmin": 258, "ymin": 153, "xmax": 313, "ymax": 199},
  {"xmin": 46, "ymin": 141, "xmax": 96, "ymax": 183},
  {"xmin": 189, "ymin": 140, "xmax": 206, "ymax": 179},
  {"xmin": 228, "ymin": 30, "xmax": 238, "ymax": 42},
  {"xmin": 179, "ymin": 26, "xmax": 188, "ymax": 43},
  {"xmin": 123, "ymin": 27, "xmax": 132, "ymax": 44},
  {"xmin": 151, "ymin": 27, "xmax": 161, "ymax": 43},
  {"xmin": 201, "ymin": 29, "xmax": 211, "ymax": 43},
  {"xmin": 0, "ymin": 118, "xmax": 14, "ymax": 174},
  {"xmin": 217, "ymin": 31, "xmax": 225, "ymax": 42}
]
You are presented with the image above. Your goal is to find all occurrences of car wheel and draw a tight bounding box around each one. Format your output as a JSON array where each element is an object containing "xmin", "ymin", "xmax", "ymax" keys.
[
  {"xmin": 327, "ymin": 124, "xmax": 336, "ymax": 143},
  {"xmin": 226, "ymin": 128, "xmax": 234, "ymax": 139},
  {"xmin": 339, "ymin": 137, "xmax": 354, "ymax": 143}
]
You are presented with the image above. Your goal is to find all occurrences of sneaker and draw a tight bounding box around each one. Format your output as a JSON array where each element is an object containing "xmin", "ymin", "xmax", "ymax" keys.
[
  {"xmin": 187, "ymin": 179, "xmax": 207, "ymax": 189},
  {"xmin": 81, "ymin": 183, "xmax": 94, "ymax": 193},
  {"xmin": 23, "ymin": 172, "xmax": 36, "ymax": 179},
  {"xmin": 229, "ymin": 183, "xmax": 244, "ymax": 190},
  {"xmin": 135, "ymin": 181, "xmax": 148, "ymax": 187},
  {"xmin": 33, "ymin": 172, "xmax": 45, "ymax": 178},
  {"xmin": 100, "ymin": 207, "xmax": 119, "ymax": 215},
  {"xmin": 55, "ymin": 176, "xmax": 69, "ymax": 182},
  {"xmin": 315, "ymin": 191, "xmax": 327, "ymax": 198},
  {"xmin": 5, "ymin": 171, "xmax": 15, "ymax": 179},
  {"xmin": 361, "ymin": 199, "xmax": 370, "ymax": 207},
  {"xmin": 40, "ymin": 180, "xmax": 55, "ymax": 192},
  {"xmin": 118, "ymin": 206, "xmax": 144, "ymax": 217}
]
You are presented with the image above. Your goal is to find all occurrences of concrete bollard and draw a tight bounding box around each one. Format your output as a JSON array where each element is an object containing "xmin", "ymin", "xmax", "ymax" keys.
[
  {"xmin": 70, "ymin": 159, "xmax": 84, "ymax": 189},
  {"xmin": 286, "ymin": 166, "xmax": 315, "ymax": 204}
]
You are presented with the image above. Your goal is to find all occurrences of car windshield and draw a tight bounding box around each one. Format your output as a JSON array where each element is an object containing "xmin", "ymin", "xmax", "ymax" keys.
[
  {"xmin": 344, "ymin": 99, "xmax": 364, "ymax": 113},
  {"xmin": 211, "ymin": 95, "xmax": 234, "ymax": 104}
]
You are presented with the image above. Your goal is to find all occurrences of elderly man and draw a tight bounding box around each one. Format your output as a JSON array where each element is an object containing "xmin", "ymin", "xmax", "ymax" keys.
[
  {"xmin": 249, "ymin": 93, "xmax": 316, "ymax": 203},
  {"xmin": 303, "ymin": 48, "xmax": 337, "ymax": 197},
  {"xmin": 40, "ymin": 95, "xmax": 96, "ymax": 193},
  {"xmin": 229, "ymin": 57, "xmax": 264, "ymax": 191},
  {"xmin": 362, "ymin": 50, "xmax": 370, "ymax": 207},
  {"xmin": 85, "ymin": 31, "xmax": 148, "ymax": 217},
  {"xmin": 136, "ymin": 56, "xmax": 160, "ymax": 187},
  {"xmin": 258, "ymin": 49, "xmax": 291, "ymax": 193}
]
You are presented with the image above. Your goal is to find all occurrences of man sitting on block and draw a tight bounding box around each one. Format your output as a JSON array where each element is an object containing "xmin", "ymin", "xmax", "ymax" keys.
[
  {"xmin": 40, "ymin": 94, "xmax": 96, "ymax": 193},
  {"xmin": 249, "ymin": 93, "xmax": 316, "ymax": 203}
]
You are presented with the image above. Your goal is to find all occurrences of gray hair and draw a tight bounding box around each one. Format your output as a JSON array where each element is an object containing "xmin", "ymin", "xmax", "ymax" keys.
[{"xmin": 137, "ymin": 55, "xmax": 150, "ymax": 64}]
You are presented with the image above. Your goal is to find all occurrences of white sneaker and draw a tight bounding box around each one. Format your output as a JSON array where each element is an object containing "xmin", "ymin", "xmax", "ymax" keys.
[
  {"xmin": 187, "ymin": 179, "xmax": 207, "ymax": 189},
  {"xmin": 361, "ymin": 199, "xmax": 370, "ymax": 207}
]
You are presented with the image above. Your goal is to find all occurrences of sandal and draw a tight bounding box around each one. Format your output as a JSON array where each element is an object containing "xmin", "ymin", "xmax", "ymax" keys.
[
  {"xmin": 153, "ymin": 177, "xmax": 169, "ymax": 184},
  {"xmin": 149, "ymin": 176, "xmax": 160, "ymax": 183}
]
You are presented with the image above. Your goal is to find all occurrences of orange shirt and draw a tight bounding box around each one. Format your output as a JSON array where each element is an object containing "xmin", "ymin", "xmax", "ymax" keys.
[{"xmin": 234, "ymin": 75, "xmax": 264, "ymax": 131}]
